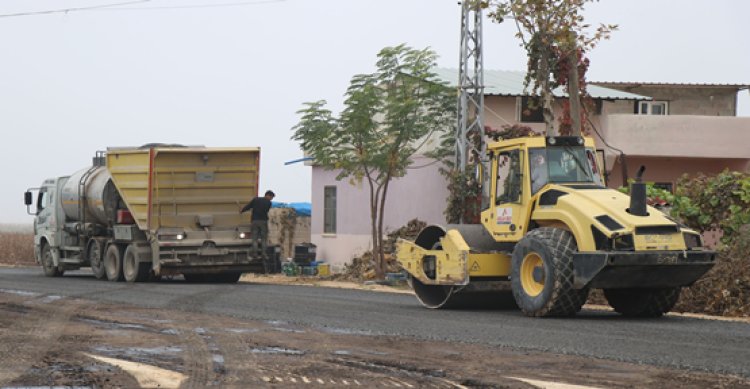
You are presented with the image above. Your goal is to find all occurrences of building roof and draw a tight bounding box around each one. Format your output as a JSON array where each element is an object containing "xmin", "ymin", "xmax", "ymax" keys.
[
  {"xmin": 433, "ymin": 68, "xmax": 650, "ymax": 101},
  {"xmin": 591, "ymin": 81, "xmax": 750, "ymax": 89}
]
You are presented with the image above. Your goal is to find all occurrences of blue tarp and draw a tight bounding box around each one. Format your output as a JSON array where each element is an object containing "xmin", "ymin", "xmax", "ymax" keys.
[{"xmin": 271, "ymin": 201, "xmax": 311, "ymax": 217}]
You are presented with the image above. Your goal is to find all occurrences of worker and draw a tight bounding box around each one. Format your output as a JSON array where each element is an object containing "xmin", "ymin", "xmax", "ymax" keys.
[
  {"xmin": 240, "ymin": 190, "xmax": 275, "ymax": 259},
  {"xmin": 530, "ymin": 152, "xmax": 548, "ymax": 193}
]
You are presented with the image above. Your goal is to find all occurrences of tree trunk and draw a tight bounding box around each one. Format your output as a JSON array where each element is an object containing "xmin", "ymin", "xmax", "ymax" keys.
[
  {"xmin": 567, "ymin": 48, "xmax": 582, "ymax": 136},
  {"xmin": 367, "ymin": 177, "xmax": 381, "ymax": 279},
  {"xmin": 538, "ymin": 49, "xmax": 556, "ymax": 136},
  {"xmin": 375, "ymin": 173, "xmax": 392, "ymax": 280}
]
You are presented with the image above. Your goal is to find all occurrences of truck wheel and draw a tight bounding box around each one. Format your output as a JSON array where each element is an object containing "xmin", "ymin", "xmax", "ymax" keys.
[
  {"xmin": 604, "ymin": 287, "xmax": 681, "ymax": 317},
  {"xmin": 88, "ymin": 240, "xmax": 106, "ymax": 280},
  {"xmin": 104, "ymin": 244, "xmax": 124, "ymax": 282},
  {"xmin": 216, "ymin": 272, "xmax": 242, "ymax": 283},
  {"xmin": 511, "ymin": 227, "xmax": 588, "ymax": 317},
  {"xmin": 123, "ymin": 244, "xmax": 150, "ymax": 283},
  {"xmin": 41, "ymin": 243, "xmax": 63, "ymax": 277},
  {"xmin": 183, "ymin": 274, "xmax": 206, "ymax": 283}
]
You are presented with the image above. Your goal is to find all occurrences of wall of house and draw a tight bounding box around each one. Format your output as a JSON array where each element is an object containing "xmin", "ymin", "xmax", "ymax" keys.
[
  {"xmin": 485, "ymin": 95, "xmax": 595, "ymax": 132},
  {"xmin": 311, "ymin": 156, "xmax": 449, "ymax": 267},
  {"xmin": 599, "ymin": 114, "xmax": 750, "ymax": 163},
  {"xmin": 607, "ymin": 156, "xmax": 750, "ymax": 189},
  {"xmin": 595, "ymin": 84, "xmax": 737, "ymax": 116},
  {"xmin": 602, "ymin": 100, "xmax": 637, "ymax": 115}
]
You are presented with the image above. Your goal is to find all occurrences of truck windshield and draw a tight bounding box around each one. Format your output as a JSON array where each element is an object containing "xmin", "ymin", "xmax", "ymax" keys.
[{"xmin": 529, "ymin": 147, "xmax": 603, "ymax": 192}]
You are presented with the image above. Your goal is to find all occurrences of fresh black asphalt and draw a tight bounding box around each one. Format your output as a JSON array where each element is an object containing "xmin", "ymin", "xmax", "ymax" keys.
[{"xmin": 1, "ymin": 267, "xmax": 748, "ymax": 378}]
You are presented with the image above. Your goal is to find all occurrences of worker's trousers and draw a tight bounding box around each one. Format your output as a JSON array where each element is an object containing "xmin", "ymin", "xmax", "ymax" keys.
[{"xmin": 250, "ymin": 220, "xmax": 269, "ymax": 259}]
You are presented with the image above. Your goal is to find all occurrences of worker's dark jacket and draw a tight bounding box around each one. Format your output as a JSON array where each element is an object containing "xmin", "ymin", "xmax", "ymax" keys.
[{"xmin": 241, "ymin": 197, "xmax": 272, "ymax": 221}]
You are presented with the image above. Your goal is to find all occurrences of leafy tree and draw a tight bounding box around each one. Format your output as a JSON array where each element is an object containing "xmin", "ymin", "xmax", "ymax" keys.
[
  {"xmin": 488, "ymin": 0, "xmax": 616, "ymax": 135},
  {"xmin": 292, "ymin": 45, "xmax": 455, "ymax": 278}
]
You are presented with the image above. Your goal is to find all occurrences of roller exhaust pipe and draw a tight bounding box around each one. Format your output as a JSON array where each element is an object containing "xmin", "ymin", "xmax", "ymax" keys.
[{"xmin": 628, "ymin": 165, "xmax": 648, "ymax": 216}]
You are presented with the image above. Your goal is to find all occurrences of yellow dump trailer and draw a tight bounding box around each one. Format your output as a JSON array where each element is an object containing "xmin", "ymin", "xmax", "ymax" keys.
[{"xmin": 25, "ymin": 145, "xmax": 268, "ymax": 284}]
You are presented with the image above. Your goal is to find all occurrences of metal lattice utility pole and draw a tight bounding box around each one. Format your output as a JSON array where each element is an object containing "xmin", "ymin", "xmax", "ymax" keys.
[{"xmin": 456, "ymin": 1, "xmax": 485, "ymax": 173}]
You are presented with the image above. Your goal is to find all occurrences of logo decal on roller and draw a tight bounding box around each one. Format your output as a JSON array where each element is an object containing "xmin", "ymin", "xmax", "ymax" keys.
[{"xmin": 496, "ymin": 207, "xmax": 513, "ymax": 225}]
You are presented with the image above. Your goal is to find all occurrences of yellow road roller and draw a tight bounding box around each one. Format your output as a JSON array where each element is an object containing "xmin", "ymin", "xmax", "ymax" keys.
[{"xmin": 396, "ymin": 136, "xmax": 715, "ymax": 317}]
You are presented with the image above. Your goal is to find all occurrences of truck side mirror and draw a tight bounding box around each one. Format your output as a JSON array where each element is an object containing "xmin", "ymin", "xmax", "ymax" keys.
[{"xmin": 24, "ymin": 191, "xmax": 33, "ymax": 206}]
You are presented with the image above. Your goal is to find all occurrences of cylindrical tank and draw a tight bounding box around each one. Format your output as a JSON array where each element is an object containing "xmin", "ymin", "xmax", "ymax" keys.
[{"xmin": 60, "ymin": 167, "xmax": 120, "ymax": 226}]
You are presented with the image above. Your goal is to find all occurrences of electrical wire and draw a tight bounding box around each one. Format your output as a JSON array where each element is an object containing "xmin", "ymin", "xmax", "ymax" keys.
[
  {"xmin": 0, "ymin": 0, "xmax": 286, "ymax": 18},
  {"xmin": 581, "ymin": 103, "xmax": 626, "ymax": 155},
  {"xmin": 483, "ymin": 102, "xmax": 514, "ymax": 126},
  {"xmin": 0, "ymin": 1, "xmax": 150, "ymax": 18},
  {"xmin": 90, "ymin": 0, "xmax": 287, "ymax": 11}
]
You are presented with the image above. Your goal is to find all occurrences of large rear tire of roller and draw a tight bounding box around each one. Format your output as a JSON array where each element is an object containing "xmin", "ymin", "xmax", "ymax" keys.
[
  {"xmin": 410, "ymin": 225, "xmax": 517, "ymax": 310},
  {"xmin": 604, "ymin": 287, "xmax": 681, "ymax": 317},
  {"xmin": 511, "ymin": 227, "xmax": 588, "ymax": 317}
]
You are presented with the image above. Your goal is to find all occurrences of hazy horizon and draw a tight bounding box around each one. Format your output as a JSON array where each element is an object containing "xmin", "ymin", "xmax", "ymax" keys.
[{"xmin": 1, "ymin": 0, "xmax": 748, "ymax": 223}]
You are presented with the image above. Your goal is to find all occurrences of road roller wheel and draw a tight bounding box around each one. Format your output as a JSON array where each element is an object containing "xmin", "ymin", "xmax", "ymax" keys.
[
  {"xmin": 604, "ymin": 287, "xmax": 681, "ymax": 317},
  {"xmin": 511, "ymin": 227, "xmax": 588, "ymax": 317}
]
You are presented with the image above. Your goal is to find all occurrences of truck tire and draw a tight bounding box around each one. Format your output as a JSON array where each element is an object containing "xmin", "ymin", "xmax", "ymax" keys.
[
  {"xmin": 183, "ymin": 274, "xmax": 207, "ymax": 283},
  {"xmin": 604, "ymin": 287, "xmax": 681, "ymax": 317},
  {"xmin": 88, "ymin": 240, "xmax": 106, "ymax": 280},
  {"xmin": 215, "ymin": 272, "xmax": 242, "ymax": 283},
  {"xmin": 123, "ymin": 244, "xmax": 150, "ymax": 283},
  {"xmin": 41, "ymin": 243, "xmax": 63, "ymax": 277},
  {"xmin": 104, "ymin": 244, "xmax": 124, "ymax": 282},
  {"xmin": 511, "ymin": 227, "xmax": 588, "ymax": 317}
]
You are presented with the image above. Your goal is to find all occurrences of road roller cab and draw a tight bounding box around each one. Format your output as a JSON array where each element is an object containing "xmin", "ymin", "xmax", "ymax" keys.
[{"xmin": 396, "ymin": 136, "xmax": 715, "ymax": 317}]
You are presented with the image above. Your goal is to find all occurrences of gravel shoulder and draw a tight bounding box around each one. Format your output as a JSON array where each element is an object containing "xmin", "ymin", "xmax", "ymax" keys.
[{"xmin": 2, "ymin": 287, "xmax": 749, "ymax": 389}]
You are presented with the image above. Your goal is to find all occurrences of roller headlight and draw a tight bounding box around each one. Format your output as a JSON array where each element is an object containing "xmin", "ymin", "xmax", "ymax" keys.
[
  {"xmin": 683, "ymin": 232, "xmax": 702, "ymax": 249},
  {"xmin": 612, "ymin": 234, "xmax": 634, "ymax": 251}
]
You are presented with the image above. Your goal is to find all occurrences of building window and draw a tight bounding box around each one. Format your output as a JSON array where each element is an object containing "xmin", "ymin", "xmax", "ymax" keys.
[
  {"xmin": 323, "ymin": 186, "xmax": 337, "ymax": 234},
  {"xmin": 518, "ymin": 96, "xmax": 544, "ymax": 123},
  {"xmin": 636, "ymin": 101, "xmax": 669, "ymax": 115}
]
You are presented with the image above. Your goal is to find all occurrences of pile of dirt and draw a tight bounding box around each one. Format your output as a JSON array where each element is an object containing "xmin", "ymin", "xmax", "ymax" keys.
[
  {"xmin": 0, "ymin": 232, "xmax": 35, "ymax": 266},
  {"xmin": 674, "ymin": 232, "xmax": 750, "ymax": 317},
  {"xmin": 338, "ymin": 219, "xmax": 426, "ymax": 281}
]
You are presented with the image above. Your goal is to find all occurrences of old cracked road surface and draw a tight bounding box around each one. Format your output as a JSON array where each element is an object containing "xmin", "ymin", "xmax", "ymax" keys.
[{"xmin": 2, "ymin": 267, "xmax": 749, "ymax": 385}]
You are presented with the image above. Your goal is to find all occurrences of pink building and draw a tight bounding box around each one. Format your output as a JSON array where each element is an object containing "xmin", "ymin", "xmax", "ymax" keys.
[{"xmin": 308, "ymin": 70, "xmax": 750, "ymax": 267}]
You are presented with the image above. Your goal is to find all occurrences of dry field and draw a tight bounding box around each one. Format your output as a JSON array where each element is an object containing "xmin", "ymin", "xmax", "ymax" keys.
[{"xmin": 0, "ymin": 232, "xmax": 35, "ymax": 266}]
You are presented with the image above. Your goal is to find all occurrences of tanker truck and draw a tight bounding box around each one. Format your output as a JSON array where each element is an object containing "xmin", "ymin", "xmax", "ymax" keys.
[{"xmin": 24, "ymin": 145, "xmax": 276, "ymax": 283}]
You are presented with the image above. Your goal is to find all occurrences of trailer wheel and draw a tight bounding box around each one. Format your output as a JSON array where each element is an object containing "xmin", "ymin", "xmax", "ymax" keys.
[
  {"xmin": 41, "ymin": 243, "xmax": 63, "ymax": 277},
  {"xmin": 104, "ymin": 244, "xmax": 124, "ymax": 282},
  {"xmin": 88, "ymin": 240, "xmax": 106, "ymax": 280},
  {"xmin": 215, "ymin": 272, "xmax": 242, "ymax": 283},
  {"xmin": 604, "ymin": 287, "xmax": 681, "ymax": 317},
  {"xmin": 123, "ymin": 244, "xmax": 150, "ymax": 283},
  {"xmin": 183, "ymin": 274, "xmax": 207, "ymax": 283},
  {"xmin": 511, "ymin": 227, "xmax": 588, "ymax": 317}
]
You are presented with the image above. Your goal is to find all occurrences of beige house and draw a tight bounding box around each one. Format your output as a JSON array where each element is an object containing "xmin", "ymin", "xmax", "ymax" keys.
[{"xmin": 308, "ymin": 69, "xmax": 750, "ymax": 267}]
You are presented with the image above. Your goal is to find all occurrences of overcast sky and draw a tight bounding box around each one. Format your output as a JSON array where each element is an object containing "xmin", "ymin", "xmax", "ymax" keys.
[{"xmin": 1, "ymin": 0, "xmax": 748, "ymax": 224}]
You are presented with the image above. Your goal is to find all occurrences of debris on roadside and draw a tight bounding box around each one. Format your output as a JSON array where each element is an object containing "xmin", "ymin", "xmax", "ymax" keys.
[{"xmin": 338, "ymin": 219, "xmax": 427, "ymax": 282}]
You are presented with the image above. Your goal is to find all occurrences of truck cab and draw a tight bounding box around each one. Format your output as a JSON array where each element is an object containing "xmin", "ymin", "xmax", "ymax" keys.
[{"xmin": 25, "ymin": 176, "xmax": 73, "ymax": 276}]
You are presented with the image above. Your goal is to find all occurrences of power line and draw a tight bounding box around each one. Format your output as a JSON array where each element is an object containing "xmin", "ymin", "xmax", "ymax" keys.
[
  {"xmin": 0, "ymin": 0, "xmax": 286, "ymax": 18},
  {"xmin": 91, "ymin": 0, "xmax": 287, "ymax": 11},
  {"xmin": 0, "ymin": 1, "xmax": 150, "ymax": 18}
]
